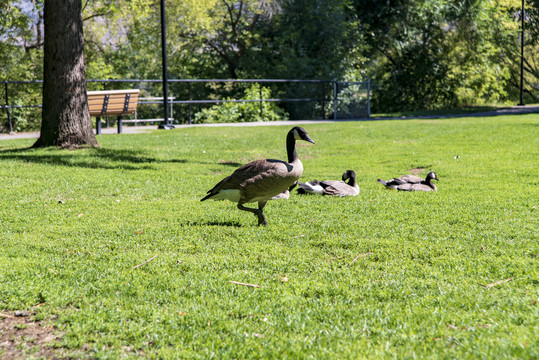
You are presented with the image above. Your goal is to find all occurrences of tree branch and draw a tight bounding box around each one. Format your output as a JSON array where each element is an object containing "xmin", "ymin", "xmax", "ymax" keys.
[
  {"xmin": 83, "ymin": 11, "xmax": 112, "ymax": 22},
  {"xmin": 84, "ymin": 39, "xmax": 106, "ymax": 53},
  {"xmin": 24, "ymin": 41, "xmax": 44, "ymax": 52},
  {"xmin": 82, "ymin": 0, "xmax": 90, "ymax": 12}
]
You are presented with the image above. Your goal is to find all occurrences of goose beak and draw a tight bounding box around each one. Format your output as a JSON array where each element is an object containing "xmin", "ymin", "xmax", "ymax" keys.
[{"xmin": 304, "ymin": 135, "xmax": 315, "ymax": 144}]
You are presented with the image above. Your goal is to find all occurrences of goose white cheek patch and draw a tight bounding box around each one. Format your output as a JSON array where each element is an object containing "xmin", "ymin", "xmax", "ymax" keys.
[{"xmin": 293, "ymin": 129, "xmax": 301, "ymax": 140}]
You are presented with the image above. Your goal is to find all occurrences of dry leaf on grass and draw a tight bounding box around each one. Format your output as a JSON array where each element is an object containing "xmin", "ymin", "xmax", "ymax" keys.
[
  {"xmin": 348, "ymin": 252, "xmax": 373, "ymax": 267},
  {"xmin": 479, "ymin": 277, "xmax": 514, "ymax": 288},
  {"xmin": 131, "ymin": 254, "xmax": 158, "ymax": 270},
  {"xmin": 229, "ymin": 281, "xmax": 262, "ymax": 288}
]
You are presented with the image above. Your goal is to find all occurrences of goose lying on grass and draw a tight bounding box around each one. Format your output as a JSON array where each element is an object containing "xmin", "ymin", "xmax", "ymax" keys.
[
  {"xmin": 201, "ymin": 127, "xmax": 315, "ymax": 225},
  {"xmin": 297, "ymin": 170, "xmax": 359, "ymax": 196},
  {"xmin": 270, "ymin": 183, "xmax": 298, "ymax": 200},
  {"xmin": 377, "ymin": 171, "xmax": 439, "ymax": 192}
]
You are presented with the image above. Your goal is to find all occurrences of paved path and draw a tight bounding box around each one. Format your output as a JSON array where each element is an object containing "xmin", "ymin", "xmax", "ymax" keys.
[{"xmin": 1, "ymin": 105, "xmax": 537, "ymax": 141}]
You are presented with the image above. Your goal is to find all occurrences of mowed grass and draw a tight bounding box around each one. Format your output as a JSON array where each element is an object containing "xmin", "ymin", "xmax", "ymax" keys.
[{"xmin": 0, "ymin": 115, "xmax": 538, "ymax": 359}]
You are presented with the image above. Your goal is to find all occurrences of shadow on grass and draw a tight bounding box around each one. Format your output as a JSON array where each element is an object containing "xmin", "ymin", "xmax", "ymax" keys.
[
  {"xmin": 0, "ymin": 146, "xmax": 188, "ymax": 170},
  {"xmin": 218, "ymin": 161, "xmax": 244, "ymax": 168},
  {"xmin": 185, "ymin": 220, "xmax": 243, "ymax": 227}
]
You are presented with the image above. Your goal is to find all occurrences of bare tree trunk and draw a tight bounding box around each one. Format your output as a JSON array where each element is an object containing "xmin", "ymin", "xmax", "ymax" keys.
[{"xmin": 34, "ymin": 0, "xmax": 99, "ymax": 148}]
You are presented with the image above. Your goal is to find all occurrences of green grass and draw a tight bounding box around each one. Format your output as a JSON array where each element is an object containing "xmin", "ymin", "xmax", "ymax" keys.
[
  {"xmin": 1, "ymin": 115, "xmax": 538, "ymax": 359},
  {"xmin": 372, "ymin": 106, "xmax": 504, "ymax": 118}
]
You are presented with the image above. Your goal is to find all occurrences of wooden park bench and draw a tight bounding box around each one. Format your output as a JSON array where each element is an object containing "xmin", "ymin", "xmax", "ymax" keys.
[{"xmin": 87, "ymin": 89, "xmax": 140, "ymax": 134}]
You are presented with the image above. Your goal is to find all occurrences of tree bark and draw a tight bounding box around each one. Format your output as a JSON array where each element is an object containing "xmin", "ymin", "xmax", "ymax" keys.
[{"xmin": 34, "ymin": 0, "xmax": 99, "ymax": 148}]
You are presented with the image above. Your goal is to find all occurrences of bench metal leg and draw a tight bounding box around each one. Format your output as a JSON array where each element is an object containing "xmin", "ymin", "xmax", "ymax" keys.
[
  {"xmin": 117, "ymin": 116, "xmax": 123, "ymax": 134},
  {"xmin": 96, "ymin": 116, "xmax": 101, "ymax": 135}
]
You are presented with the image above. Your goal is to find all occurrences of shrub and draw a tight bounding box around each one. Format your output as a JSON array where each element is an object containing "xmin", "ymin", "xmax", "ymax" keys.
[{"xmin": 193, "ymin": 83, "xmax": 289, "ymax": 123}]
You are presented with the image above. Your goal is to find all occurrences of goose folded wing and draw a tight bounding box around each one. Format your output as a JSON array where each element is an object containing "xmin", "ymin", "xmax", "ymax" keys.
[
  {"xmin": 397, "ymin": 183, "xmax": 432, "ymax": 191},
  {"xmin": 399, "ymin": 175, "xmax": 424, "ymax": 184},
  {"xmin": 316, "ymin": 181, "xmax": 340, "ymax": 195},
  {"xmin": 204, "ymin": 161, "xmax": 267, "ymax": 194}
]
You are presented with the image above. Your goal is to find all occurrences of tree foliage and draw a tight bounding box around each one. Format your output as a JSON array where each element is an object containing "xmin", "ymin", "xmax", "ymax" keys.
[
  {"xmin": 353, "ymin": 0, "xmax": 520, "ymax": 111},
  {"xmin": 1, "ymin": 0, "xmax": 538, "ymax": 131}
]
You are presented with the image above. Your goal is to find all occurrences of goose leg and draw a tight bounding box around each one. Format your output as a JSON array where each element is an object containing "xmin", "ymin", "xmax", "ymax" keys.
[
  {"xmin": 257, "ymin": 201, "xmax": 267, "ymax": 226},
  {"xmin": 237, "ymin": 203, "xmax": 267, "ymax": 226}
]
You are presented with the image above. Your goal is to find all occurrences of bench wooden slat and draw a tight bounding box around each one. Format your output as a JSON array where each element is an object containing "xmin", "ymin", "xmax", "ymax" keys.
[
  {"xmin": 88, "ymin": 104, "xmax": 138, "ymax": 114},
  {"xmin": 87, "ymin": 89, "xmax": 140, "ymax": 96},
  {"xmin": 87, "ymin": 89, "xmax": 141, "ymax": 134},
  {"xmin": 87, "ymin": 94, "xmax": 140, "ymax": 102}
]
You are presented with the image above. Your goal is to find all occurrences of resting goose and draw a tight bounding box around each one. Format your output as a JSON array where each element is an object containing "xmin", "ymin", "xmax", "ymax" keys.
[
  {"xmin": 201, "ymin": 127, "xmax": 315, "ymax": 225},
  {"xmin": 270, "ymin": 182, "xmax": 298, "ymax": 200},
  {"xmin": 297, "ymin": 170, "xmax": 359, "ymax": 196},
  {"xmin": 377, "ymin": 171, "xmax": 439, "ymax": 192}
]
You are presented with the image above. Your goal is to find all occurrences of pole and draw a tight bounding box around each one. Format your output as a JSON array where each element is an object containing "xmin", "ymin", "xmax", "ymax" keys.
[
  {"xmin": 367, "ymin": 79, "xmax": 371, "ymax": 118},
  {"xmin": 188, "ymin": 82, "xmax": 192, "ymax": 124},
  {"xmin": 259, "ymin": 82, "xmax": 263, "ymax": 119},
  {"xmin": 333, "ymin": 80, "xmax": 338, "ymax": 121},
  {"xmin": 4, "ymin": 83, "xmax": 13, "ymax": 133},
  {"xmin": 519, "ymin": 0, "xmax": 525, "ymax": 106},
  {"xmin": 158, "ymin": 0, "xmax": 174, "ymax": 129}
]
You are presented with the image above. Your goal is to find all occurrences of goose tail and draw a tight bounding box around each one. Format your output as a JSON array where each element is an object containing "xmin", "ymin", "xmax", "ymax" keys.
[{"xmin": 200, "ymin": 192, "xmax": 214, "ymax": 201}]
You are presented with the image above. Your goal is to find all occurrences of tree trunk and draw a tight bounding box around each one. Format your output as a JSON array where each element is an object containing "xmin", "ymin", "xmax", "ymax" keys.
[{"xmin": 34, "ymin": 0, "xmax": 99, "ymax": 148}]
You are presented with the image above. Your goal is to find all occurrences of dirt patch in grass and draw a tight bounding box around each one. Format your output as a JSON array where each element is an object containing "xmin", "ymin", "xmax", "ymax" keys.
[
  {"xmin": 0, "ymin": 312, "xmax": 63, "ymax": 359},
  {"xmin": 407, "ymin": 168, "xmax": 425, "ymax": 175}
]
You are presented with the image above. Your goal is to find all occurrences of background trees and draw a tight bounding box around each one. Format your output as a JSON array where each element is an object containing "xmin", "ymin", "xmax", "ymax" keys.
[
  {"xmin": 353, "ymin": 0, "xmax": 518, "ymax": 111},
  {"xmin": 1, "ymin": 0, "xmax": 537, "ymax": 131}
]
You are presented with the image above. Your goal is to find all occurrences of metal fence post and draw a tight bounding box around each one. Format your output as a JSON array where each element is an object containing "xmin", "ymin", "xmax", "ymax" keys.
[
  {"xmin": 259, "ymin": 82, "xmax": 263, "ymax": 119},
  {"xmin": 367, "ymin": 79, "xmax": 371, "ymax": 118},
  {"xmin": 4, "ymin": 82, "xmax": 13, "ymax": 133},
  {"xmin": 188, "ymin": 81, "xmax": 192, "ymax": 124},
  {"xmin": 333, "ymin": 80, "xmax": 338, "ymax": 121}
]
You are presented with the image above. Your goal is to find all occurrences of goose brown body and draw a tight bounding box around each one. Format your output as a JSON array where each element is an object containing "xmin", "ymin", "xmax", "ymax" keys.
[
  {"xmin": 297, "ymin": 170, "xmax": 359, "ymax": 196},
  {"xmin": 378, "ymin": 171, "xmax": 439, "ymax": 192},
  {"xmin": 201, "ymin": 127, "xmax": 314, "ymax": 225},
  {"xmin": 204, "ymin": 158, "xmax": 303, "ymax": 203},
  {"xmin": 396, "ymin": 182, "xmax": 437, "ymax": 192}
]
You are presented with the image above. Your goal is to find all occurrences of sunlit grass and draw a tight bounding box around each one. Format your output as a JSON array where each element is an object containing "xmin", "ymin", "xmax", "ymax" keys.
[{"xmin": 0, "ymin": 114, "xmax": 538, "ymax": 358}]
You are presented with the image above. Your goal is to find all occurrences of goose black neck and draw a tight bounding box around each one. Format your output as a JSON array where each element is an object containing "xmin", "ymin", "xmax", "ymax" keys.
[
  {"xmin": 347, "ymin": 174, "xmax": 357, "ymax": 187},
  {"xmin": 286, "ymin": 131, "xmax": 298, "ymax": 163}
]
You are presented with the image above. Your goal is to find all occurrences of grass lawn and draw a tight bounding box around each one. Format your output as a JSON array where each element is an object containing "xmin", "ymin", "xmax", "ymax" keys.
[
  {"xmin": 371, "ymin": 105, "xmax": 504, "ymax": 118},
  {"xmin": 0, "ymin": 114, "xmax": 538, "ymax": 359}
]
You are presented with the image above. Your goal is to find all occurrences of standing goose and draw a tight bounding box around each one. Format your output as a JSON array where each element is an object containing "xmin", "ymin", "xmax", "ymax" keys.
[
  {"xmin": 297, "ymin": 170, "xmax": 360, "ymax": 196},
  {"xmin": 201, "ymin": 127, "xmax": 315, "ymax": 225},
  {"xmin": 377, "ymin": 171, "xmax": 439, "ymax": 192}
]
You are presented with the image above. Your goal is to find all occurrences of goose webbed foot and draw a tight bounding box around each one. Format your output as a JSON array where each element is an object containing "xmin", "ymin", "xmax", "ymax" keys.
[{"xmin": 256, "ymin": 210, "xmax": 267, "ymax": 226}]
